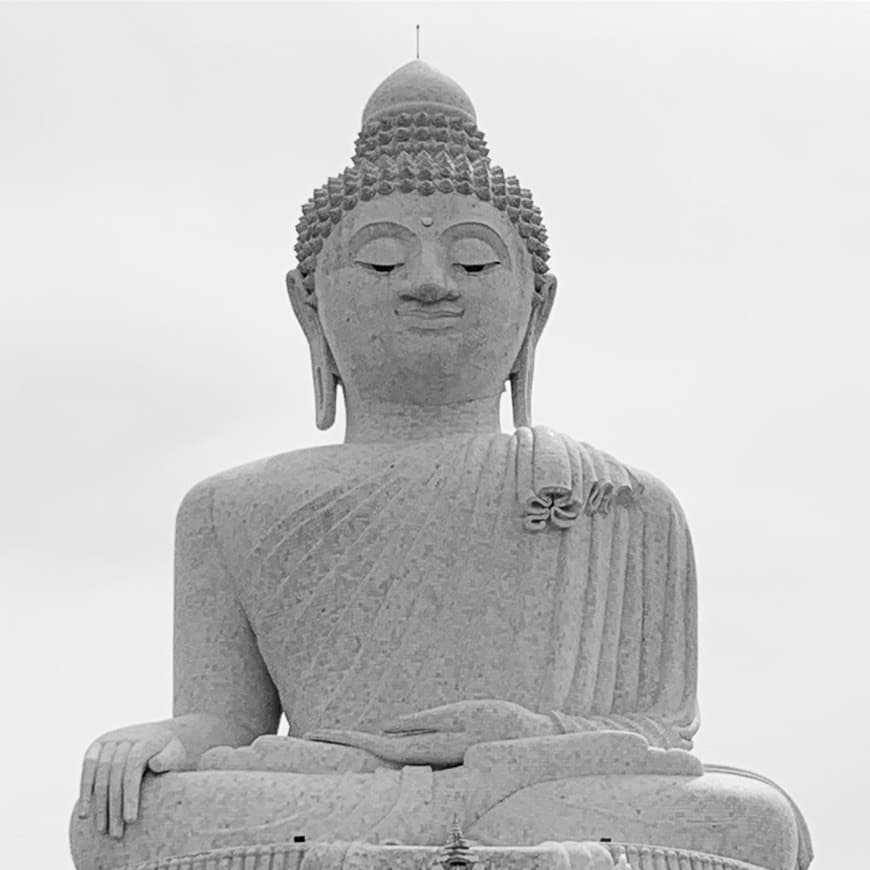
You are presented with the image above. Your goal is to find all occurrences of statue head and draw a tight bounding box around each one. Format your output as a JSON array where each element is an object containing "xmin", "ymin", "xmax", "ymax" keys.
[{"xmin": 287, "ymin": 61, "xmax": 557, "ymax": 430}]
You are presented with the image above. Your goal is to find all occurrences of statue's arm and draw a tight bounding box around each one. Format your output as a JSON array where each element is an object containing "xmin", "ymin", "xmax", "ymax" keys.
[
  {"xmin": 76, "ymin": 479, "xmax": 280, "ymax": 839},
  {"xmin": 172, "ymin": 477, "xmax": 281, "ymax": 741}
]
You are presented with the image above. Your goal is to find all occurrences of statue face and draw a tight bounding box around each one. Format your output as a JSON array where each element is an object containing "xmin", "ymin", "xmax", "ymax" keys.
[{"xmin": 314, "ymin": 192, "xmax": 536, "ymax": 406}]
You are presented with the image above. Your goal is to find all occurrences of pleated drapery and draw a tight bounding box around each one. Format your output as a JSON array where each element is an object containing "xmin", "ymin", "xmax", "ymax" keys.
[{"xmin": 218, "ymin": 428, "xmax": 698, "ymax": 748}]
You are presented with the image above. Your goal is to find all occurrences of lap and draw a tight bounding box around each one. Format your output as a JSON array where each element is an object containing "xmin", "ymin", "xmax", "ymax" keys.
[
  {"xmin": 467, "ymin": 768, "xmax": 802, "ymax": 870},
  {"xmin": 70, "ymin": 736, "xmax": 809, "ymax": 870},
  {"xmin": 70, "ymin": 767, "xmax": 408, "ymax": 869}
]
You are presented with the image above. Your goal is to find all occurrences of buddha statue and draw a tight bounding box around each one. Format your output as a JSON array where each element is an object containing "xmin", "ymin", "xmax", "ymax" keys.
[{"xmin": 70, "ymin": 61, "xmax": 812, "ymax": 870}]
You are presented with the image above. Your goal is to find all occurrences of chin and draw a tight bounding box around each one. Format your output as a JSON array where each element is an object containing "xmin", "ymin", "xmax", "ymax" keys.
[{"xmin": 390, "ymin": 345, "xmax": 465, "ymax": 378}]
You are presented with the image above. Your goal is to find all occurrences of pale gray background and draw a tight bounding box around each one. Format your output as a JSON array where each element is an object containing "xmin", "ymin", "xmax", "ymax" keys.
[{"xmin": 1, "ymin": 2, "xmax": 867, "ymax": 866}]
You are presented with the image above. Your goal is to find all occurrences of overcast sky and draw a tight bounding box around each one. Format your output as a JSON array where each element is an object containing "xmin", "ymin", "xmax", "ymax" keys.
[{"xmin": 1, "ymin": 2, "xmax": 868, "ymax": 867}]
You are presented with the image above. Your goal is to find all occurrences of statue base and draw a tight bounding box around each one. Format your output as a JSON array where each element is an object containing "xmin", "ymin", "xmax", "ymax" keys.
[{"xmin": 123, "ymin": 840, "xmax": 775, "ymax": 870}]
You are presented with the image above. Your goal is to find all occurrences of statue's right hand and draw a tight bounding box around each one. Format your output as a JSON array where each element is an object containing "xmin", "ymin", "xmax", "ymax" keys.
[{"xmin": 77, "ymin": 722, "xmax": 194, "ymax": 840}]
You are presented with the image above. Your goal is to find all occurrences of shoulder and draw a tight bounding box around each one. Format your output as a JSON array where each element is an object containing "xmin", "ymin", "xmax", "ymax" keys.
[
  {"xmin": 558, "ymin": 433, "xmax": 689, "ymax": 526},
  {"xmin": 627, "ymin": 465, "xmax": 688, "ymax": 523},
  {"xmin": 175, "ymin": 444, "xmax": 350, "ymax": 527}
]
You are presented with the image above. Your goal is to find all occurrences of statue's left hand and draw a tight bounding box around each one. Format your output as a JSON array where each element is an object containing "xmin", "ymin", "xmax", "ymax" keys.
[{"xmin": 305, "ymin": 699, "xmax": 555, "ymax": 766}]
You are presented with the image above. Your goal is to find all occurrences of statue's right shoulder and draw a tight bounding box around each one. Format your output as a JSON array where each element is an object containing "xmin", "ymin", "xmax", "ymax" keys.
[
  {"xmin": 174, "ymin": 446, "xmax": 363, "ymax": 576},
  {"xmin": 175, "ymin": 444, "xmax": 354, "ymax": 526}
]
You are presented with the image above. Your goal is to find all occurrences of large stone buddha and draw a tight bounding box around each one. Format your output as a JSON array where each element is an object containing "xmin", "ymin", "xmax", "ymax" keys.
[{"xmin": 71, "ymin": 61, "xmax": 812, "ymax": 870}]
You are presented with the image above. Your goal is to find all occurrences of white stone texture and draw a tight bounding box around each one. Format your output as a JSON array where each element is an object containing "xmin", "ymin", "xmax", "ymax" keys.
[{"xmin": 71, "ymin": 60, "xmax": 812, "ymax": 870}]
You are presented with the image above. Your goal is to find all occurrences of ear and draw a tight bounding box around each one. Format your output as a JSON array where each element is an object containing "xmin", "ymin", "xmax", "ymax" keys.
[
  {"xmin": 286, "ymin": 269, "xmax": 340, "ymax": 430},
  {"xmin": 530, "ymin": 273, "xmax": 557, "ymax": 341},
  {"xmin": 509, "ymin": 273, "xmax": 557, "ymax": 429},
  {"xmin": 286, "ymin": 269, "xmax": 320, "ymax": 342}
]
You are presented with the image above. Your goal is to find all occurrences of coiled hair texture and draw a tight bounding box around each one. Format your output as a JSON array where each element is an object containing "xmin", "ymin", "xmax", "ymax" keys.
[{"xmin": 295, "ymin": 112, "xmax": 551, "ymax": 295}]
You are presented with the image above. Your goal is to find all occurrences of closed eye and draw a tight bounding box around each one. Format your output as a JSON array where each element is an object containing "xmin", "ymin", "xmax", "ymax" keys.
[
  {"xmin": 357, "ymin": 262, "xmax": 403, "ymax": 274},
  {"xmin": 456, "ymin": 262, "xmax": 500, "ymax": 275}
]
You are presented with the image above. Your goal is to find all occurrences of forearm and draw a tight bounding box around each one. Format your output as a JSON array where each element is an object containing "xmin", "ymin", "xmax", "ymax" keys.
[
  {"xmin": 168, "ymin": 713, "xmax": 263, "ymax": 755},
  {"xmin": 547, "ymin": 710, "xmax": 692, "ymax": 749}
]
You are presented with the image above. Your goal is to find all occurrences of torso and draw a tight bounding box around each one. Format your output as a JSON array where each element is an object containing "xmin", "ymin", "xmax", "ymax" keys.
[{"xmin": 206, "ymin": 431, "xmax": 689, "ymax": 737}]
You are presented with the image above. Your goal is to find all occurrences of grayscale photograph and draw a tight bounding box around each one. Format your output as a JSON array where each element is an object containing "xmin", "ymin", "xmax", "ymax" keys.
[{"xmin": 1, "ymin": 2, "xmax": 867, "ymax": 868}]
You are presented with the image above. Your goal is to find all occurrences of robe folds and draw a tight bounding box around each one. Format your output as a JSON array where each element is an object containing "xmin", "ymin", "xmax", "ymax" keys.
[{"xmin": 178, "ymin": 427, "xmax": 699, "ymax": 750}]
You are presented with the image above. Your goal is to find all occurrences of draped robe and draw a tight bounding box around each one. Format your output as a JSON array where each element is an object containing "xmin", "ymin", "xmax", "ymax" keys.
[
  {"xmin": 177, "ymin": 427, "xmax": 699, "ymax": 750},
  {"xmin": 75, "ymin": 428, "xmax": 816, "ymax": 870}
]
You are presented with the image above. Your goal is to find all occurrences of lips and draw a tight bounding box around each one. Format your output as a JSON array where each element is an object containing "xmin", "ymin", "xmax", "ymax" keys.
[{"xmin": 395, "ymin": 305, "xmax": 465, "ymax": 319}]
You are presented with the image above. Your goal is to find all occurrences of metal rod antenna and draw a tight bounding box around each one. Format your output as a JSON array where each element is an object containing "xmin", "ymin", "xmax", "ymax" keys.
[{"xmin": 416, "ymin": 25, "xmax": 420, "ymax": 60}]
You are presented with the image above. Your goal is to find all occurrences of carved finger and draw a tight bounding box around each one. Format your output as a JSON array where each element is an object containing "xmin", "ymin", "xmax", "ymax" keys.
[
  {"xmin": 304, "ymin": 728, "xmax": 386, "ymax": 754},
  {"xmin": 122, "ymin": 741, "xmax": 158, "ymax": 823},
  {"xmin": 108, "ymin": 741, "xmax": 132, "ymax": 839},
  {"xmin": 380, "ymin": 699, "xmax": 509, "ymax": 734},
  {"xmin": 94, "ymin": 742, "xmax": 116, "ymax": 834},
  {"xmin": 380, "ymin": 707, "xmax": 457, "ymax": 734},
  {"xmin": 148, "ymin": 736, "xmax": 187, "ymax": 773},
  {"xmin": 78, "ymin": 742, "xmax": 103, "ymax": 818}
]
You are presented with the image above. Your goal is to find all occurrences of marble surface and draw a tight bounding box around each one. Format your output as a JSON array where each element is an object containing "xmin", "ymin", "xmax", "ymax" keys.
[
  {"xmin": 107, "ymin": 838, "xmax": 788, "ymax": 870},
  {"xmin": 71, "ymin": 60, "xmax": 812, "ymax": 870}
]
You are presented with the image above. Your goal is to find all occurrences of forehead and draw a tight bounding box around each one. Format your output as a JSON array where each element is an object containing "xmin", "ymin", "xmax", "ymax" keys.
[{"xmin": 325, "ymin": 192, "xmax": 527, "ymax": 257}]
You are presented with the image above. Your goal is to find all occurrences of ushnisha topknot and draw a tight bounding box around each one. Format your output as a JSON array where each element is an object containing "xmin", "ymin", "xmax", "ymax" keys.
[{"xmin": 294, "ymin": 61, "xmax": 551, "ymax": 295}]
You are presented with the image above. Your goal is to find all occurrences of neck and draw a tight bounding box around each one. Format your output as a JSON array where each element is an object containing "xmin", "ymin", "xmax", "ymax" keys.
[{"xmin": 343, "ymin": 392, "xmax": 503, "ymax": 444}]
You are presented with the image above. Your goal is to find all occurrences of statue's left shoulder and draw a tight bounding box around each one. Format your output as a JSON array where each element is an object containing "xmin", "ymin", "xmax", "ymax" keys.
[
  {"xmin": 626, "ymin": 464, "xmax": 689, "ymax": 522},
  {"xmin": 557, "ymin": 432, "xmax": 689, "ymax": 526}
]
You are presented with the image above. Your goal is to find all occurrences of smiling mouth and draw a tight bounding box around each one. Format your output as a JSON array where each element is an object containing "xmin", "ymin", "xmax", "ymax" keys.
[{"xmin": 394, "ymin": 306, "xmax": 465, "ymax": 320}]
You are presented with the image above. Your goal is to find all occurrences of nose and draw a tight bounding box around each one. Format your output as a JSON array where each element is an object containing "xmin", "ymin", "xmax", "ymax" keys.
[
  {"xmin": 401, "ymin": 246, "xmax": 460, "ymax": 305},
  {"xmin": 403, "ymin": 281, "xmax": 460, "ymax": 305}
]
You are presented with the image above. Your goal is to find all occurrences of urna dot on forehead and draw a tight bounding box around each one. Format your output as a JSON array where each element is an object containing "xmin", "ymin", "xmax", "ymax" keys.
[{"xmin": 295, "ymin": 60, "xmax": 551, "ymax": 296}]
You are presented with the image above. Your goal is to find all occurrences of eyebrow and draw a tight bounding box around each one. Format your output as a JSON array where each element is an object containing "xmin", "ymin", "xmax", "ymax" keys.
[
  {"xmin": 348, "ymin": 221, "xmax": 413, "ymax": 258},
  {"xmin": 440, "ymin": 221, "xmax": 512, "ymax": 267}
]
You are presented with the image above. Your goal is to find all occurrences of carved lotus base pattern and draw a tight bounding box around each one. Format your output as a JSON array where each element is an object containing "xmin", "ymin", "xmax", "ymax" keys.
[{"xmin": 126, "ymin": 841, "xmax": 772, "ymax": 870}]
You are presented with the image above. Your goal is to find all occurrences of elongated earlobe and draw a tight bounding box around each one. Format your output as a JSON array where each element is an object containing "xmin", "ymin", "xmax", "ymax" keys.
[
  {"xmin": 509, "ymin": 274, "xmax": 557, "ymax": 429},
  {"xmin": 285, "ymin": 270, "xmax": 340, "ymax": 430},
  {"xmin": 311, "ymin": 350, "xmax": 340, "ymax": 430},
  {"xmin": 510, "ymin": 309, "xmax": 537, "ymax": 429}
]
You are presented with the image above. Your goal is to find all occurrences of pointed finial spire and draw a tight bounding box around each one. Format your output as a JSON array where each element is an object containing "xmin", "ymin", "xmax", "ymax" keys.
[
  {"xmin": 416, "ymin": 24, "xmax": 420, "ymax": 60},
  {"xmin": 438, "ymin": 815, "xmax": 477, "ymax": 870}
]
